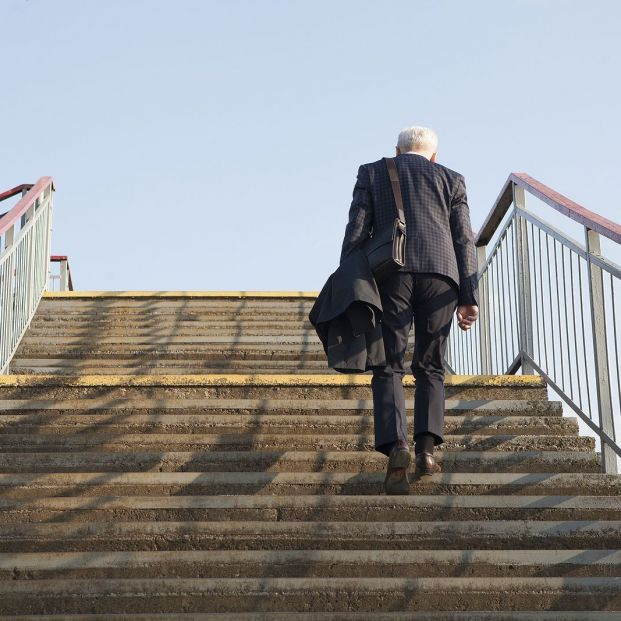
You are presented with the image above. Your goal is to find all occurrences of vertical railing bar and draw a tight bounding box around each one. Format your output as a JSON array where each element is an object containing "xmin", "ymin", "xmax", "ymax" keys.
[
  {"xmin": 511, "ymin": 220, "xmax": 520, "ymax": 361},
  {"xmin": 545, "ymin": 233, "xmax": 557, "ymax": 381},
  {"xmin": 476, "ymin": 243, "xmax": 490, "ymax": 374},
  {"xmin": 463, "ymin": 312, "xmax": 472, "ymax": 375},
  {"xmin": 577, "ymin": 255, "xmax": 592, "ymax": 418},
  {"xmin": 569, "ymin": 250, "xmax": 583, "ymax": 411},
  {"xmin": 491, "ymin": 260, "xmax": 500, "ymax": 373},
  {"xmin": 609, "ymin": 272, "xmax": 620, "ymax": 442},
  {"xmin": 552, "ymin": 238, "xmax": 565, "ymax": 390},
  {"xmin": 496, "ymin": 235, "xmax": 507, "ymax": 370},
  {"xmin": 528, "ymin": 221, "xmax": 540, "ymax": 368},
  {"xmin": 457, "ymin": 302, "xmax": 465, "ymax": 373},
  {"xmin": 502, "ymin": 229, "xmax": 515, "ymax": 358},
  {"xmin": 464, "ymin": 320, "xmax": 472, "ymax": 375},
  {"xmin": 561, "ymin": 244, "xmax": 574, "ymax": 402},
  {"xmin": 537, "ymin": 226, "xmax": 548, "ymax": 376},
  {"xmin": 505, "ymin": 221, "xmax": 514, "ymax": 357},
  {"xmin": 486, "ymin": 268, "xmax": 493, "ymax": 373},
  {"xmin": 505, "ymin": 228, "xmax": 512, "ymax": 369}
]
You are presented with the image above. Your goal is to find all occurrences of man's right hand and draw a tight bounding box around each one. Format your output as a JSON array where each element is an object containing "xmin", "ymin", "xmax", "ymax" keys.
[{"xmin": 456, "ymin": 305, "xmax": 479, "ymax": 331}]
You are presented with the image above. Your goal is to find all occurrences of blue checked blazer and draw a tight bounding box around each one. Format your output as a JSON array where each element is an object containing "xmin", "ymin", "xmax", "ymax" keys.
[{"xmin": 340, "ymin": 152, "xmax": 479, "ymax": 306}]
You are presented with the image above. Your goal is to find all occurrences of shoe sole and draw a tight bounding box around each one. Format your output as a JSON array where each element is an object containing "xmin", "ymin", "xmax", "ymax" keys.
[
  {"xmin": 384, "ymin": 448, "xmax": 412, "ymax": 495},
  {"xmin": 389, "ymin": 447, "xmax": 412, "ymax": 470}
]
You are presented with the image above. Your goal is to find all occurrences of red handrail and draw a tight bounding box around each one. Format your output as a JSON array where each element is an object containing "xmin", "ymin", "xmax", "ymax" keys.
[
  {"xmin": 0, "ymin": 184, "xmax": 34, "ymax": 204},
  {"xmin": 476, "ymin": 172, "xmax": 621, "ymax": 247},
  {"xmin": 50, "ymin": 255, "xmax": 74, "ymax": 291},
  {"xmin": 0, "ymin": 177, "xmax": 54, "ymax": 236}
]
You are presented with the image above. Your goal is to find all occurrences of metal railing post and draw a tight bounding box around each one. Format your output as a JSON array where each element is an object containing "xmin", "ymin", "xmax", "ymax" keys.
[
  {"xmin": 585, "ymin": 227, "xmax": 617, "ymax": 473},
  {"xmin": 59, "ymin": 259, "xmax": 68, "ymax": 291},
  {"xmin": 477, "ymin": 244, "xmax": 491, "ymax": 374},
  {"xmin": 45, "ymin": 193, "xmax": 54, "ymax": 291},
  {"xmin": 514, "ymin": 184, "xmax": 534, "ymax": 374}
]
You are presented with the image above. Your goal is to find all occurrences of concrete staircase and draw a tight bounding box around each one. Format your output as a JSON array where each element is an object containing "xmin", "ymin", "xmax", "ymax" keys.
[{"xmin": 0, "ymin": 291, "xmax": 619, "ymax": 618}]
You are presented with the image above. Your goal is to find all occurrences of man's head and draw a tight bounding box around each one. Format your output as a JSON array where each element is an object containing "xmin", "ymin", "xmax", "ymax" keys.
[{"xmin": 396, "ymin": 126, "xmax": 438, "ymax": 161}]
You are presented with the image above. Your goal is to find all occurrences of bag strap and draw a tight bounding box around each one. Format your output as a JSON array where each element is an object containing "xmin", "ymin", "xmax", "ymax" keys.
[{"xmin": 384, "ymin": 157, "xmax": 406, "ymax": 223}]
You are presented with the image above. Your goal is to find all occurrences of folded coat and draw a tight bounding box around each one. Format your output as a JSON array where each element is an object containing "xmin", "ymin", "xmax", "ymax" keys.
[{"xmin": 308, "ymin": 248, "xmax": 386, "ymax": 373}]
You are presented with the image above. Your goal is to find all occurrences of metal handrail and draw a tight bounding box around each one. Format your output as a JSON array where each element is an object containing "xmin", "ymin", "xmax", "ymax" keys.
[
  {"xmin": 49, "ymin": 255, "xmax": 74, "ymax": 291},
  {"xmin": 0, "ymin": 183, "xmax": 34, "ymax": 202},
  {"xmin": 446, "ymin": 172, "xmax": 621, "ymax": 473},
  {"xmin": 477, "ymin": 172, "xmax": 621, "ymax": 246},
  {"xmin": 0, "ymin": 178, "xmax": 55, "ymax": 374}
]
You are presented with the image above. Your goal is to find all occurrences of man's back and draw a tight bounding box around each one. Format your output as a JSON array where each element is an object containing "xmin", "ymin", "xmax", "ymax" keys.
[{"xmin": 340, "ymin": 152, "xmax": 479, "ymax": 306}]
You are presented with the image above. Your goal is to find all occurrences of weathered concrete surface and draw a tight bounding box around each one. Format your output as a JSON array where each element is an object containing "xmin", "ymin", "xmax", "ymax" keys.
[
  {"xmin": 0, "ymin": 294, "xmax": 615, "ymax": 617},
  {"xmin": 0, "ymin": 397, "xmax": 565, "ymax": 414},
  {"xmin": 0, "ymin": 471, "xmax": 617, "ymax": 499},
  {"xmin": 0, "ymin": 449, "xmax": 601, "ymax": 474},
  {"xmin": 2, "ymin": 614, "xmax": 621, "ymax": 621},
  {"xmin": 2, "ymin": 613, "xmax": 621, "ymax": 621},
  {"xmin": 0, "ymin": 577, "xmax": 619, "ymax": 614},
  {"xmin": 1, "ymin": 520, "xmax": 621, "ymax": 553},
  {"xmin": 1, "ymin": 494, "xmax": 620, "ymax": 524},
  {"xmin": 3, "ymin": 549, "xmax": 621, "ymax": 580},
  {"xmin": 0, "ymin": 610, "xmax": 618, "ymax": 621}
]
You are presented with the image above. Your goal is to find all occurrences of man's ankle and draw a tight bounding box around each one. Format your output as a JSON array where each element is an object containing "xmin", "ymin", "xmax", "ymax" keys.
[{"xmin": 414, "ymin": 432, "xmax": 435, "ymax": 455}]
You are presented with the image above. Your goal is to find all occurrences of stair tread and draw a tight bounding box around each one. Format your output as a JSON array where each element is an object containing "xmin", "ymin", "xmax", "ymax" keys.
[
  {"xmin": 0, "ymin": 397, "xmax": 562, "ymax": 412},
  {"xmin": 1, "ymin": 494, "xmax": 620, "ymax": 510},
  {"xmin": 1, "ymin": 614, "xmax": 619, "ymax": 621}
]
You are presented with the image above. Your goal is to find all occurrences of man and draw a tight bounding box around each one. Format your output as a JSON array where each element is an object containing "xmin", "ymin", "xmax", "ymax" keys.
[{"xmin": 340, "ymin": 126, "xmax": 479, "ymax": 494}]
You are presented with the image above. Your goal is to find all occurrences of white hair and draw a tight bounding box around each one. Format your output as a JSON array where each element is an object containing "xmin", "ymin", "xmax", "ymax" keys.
[{"xmin": 397, "ymin": 126, "xmax": 438, "ymax": 153}]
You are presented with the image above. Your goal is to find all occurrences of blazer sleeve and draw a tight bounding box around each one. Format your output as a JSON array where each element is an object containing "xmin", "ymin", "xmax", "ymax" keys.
[
  {"xmin": 449, "ymin": 174, "xmax": 479, "ymax": 306},
  {"xmin": 339, "ymin": 164, "xmax": 374, "ymax": 264}
]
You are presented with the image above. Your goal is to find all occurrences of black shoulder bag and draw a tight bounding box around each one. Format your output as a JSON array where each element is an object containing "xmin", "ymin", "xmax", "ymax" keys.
[{"xmin": 363, "ymin": 157, "xmax": 406, "ymax": 282}]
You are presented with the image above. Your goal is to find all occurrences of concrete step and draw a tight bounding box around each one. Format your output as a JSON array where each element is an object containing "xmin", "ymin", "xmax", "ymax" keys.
[
  {"xmin": 38, "ymin": 293, "xmax": 317, "ymax": 307},
  {"xmin": 0, "ymin": 397, "xmax": 564, "ymax": 416},
  {"xmin": 23, "ymin": 327, "xmax": 325, "ymax": 338},
  {"xmin": 1, "ymin": 520, "xmax": 621, "ymax": 552},
  {"xmin": 1, "ymin": 495, "xmax": 620, "ymax": 523},
  {"xmin": 26, "ymin": 324, "xmax": 319, "ymax": 335},
  {"xmin": 25, "ymin": 318, "xmax": 317, "ymax": 327},
  {"xmin": 0, "ymin": 433, "xmax": 594, "ymax": 453},
  {"xmin": 11, "ymin": 367, "xmax": 349, "ymax": 376},
  {"xmin": 0, "ymin": 374, "xmax": 551, "ymax": 401},
  {"xmin": 10, "ymin": 364, "xmax": 345, "ymax": 375},
  {"xmin": 11, "ymin": 358, "xmax": 335, "ymax": 371},
  {"xmin": 0, "ymin": 413, "xmax": 579, "ymax": 436},
  {"xmin": 29, "ymin": 309, "xmax": 314, "ymax": 330},
  {"xmin": 0, "ymin": 575, "xmax": 619, "ymax": 615},
  {"xmin": 25, "ymin": 313, "xmax": 319, "ymax": 325},
  {"xmin": 11, "ymin": 346, "xmax": 333, "ymax": 361},
  {"xmin": 0, "ymin": 472, "xmax": 616, "ymax": 498},
  {"xmin": 18, "ymin": 334, "xmax": 325, "ymax": 345},
  {"xmin": 2, "ymin": 612, "xmax": 620, "ymax": 621},
  {"xmin": 3, "ymin": 548, "xmax": 621, "ymax": 579},
  {"xmin": 2, "ymin": 613, "xmax": 620, "ymax": 621},
  {"xmin": 13, "ymin": 344, "xmax": 330, "ymax": 360},
  {"xmin": 0, "ymin": 450, "xmax": 599, "ymax": 474},
  {"xmin": 37, "ymin": 296, "xmax": 317, "ymax": 308}
]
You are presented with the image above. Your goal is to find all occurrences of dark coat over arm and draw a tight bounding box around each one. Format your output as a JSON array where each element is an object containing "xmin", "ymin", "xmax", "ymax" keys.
[{"xmin": 309, "ymin": 248, "xmax": 386, "ymax": 373}]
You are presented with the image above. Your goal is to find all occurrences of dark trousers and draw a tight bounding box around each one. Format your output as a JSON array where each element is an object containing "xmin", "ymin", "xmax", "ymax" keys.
[{"xmin": 371, "ymin": 271, "xmax": 459, "ymax": 455}]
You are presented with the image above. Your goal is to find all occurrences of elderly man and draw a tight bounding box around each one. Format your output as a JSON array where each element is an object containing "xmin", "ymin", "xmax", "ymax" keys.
[{"xmin": 340, "ymin": 126, "xmax": 479, "ymax": 494}]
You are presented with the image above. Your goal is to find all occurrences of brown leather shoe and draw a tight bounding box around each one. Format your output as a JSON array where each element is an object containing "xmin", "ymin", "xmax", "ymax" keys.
[
  {"xmin": 384, "ymin": 442, "xmax": 411, "ymax": 495},
  {"xmin": 414, "ymin": 451, "xmax": 441, "ymax": 476}
]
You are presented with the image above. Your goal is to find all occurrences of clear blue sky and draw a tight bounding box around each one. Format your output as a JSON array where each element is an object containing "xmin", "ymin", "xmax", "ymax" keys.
[{"xmin": 2, "ymin": 0, "xmax": 620, "ymax": 291}]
